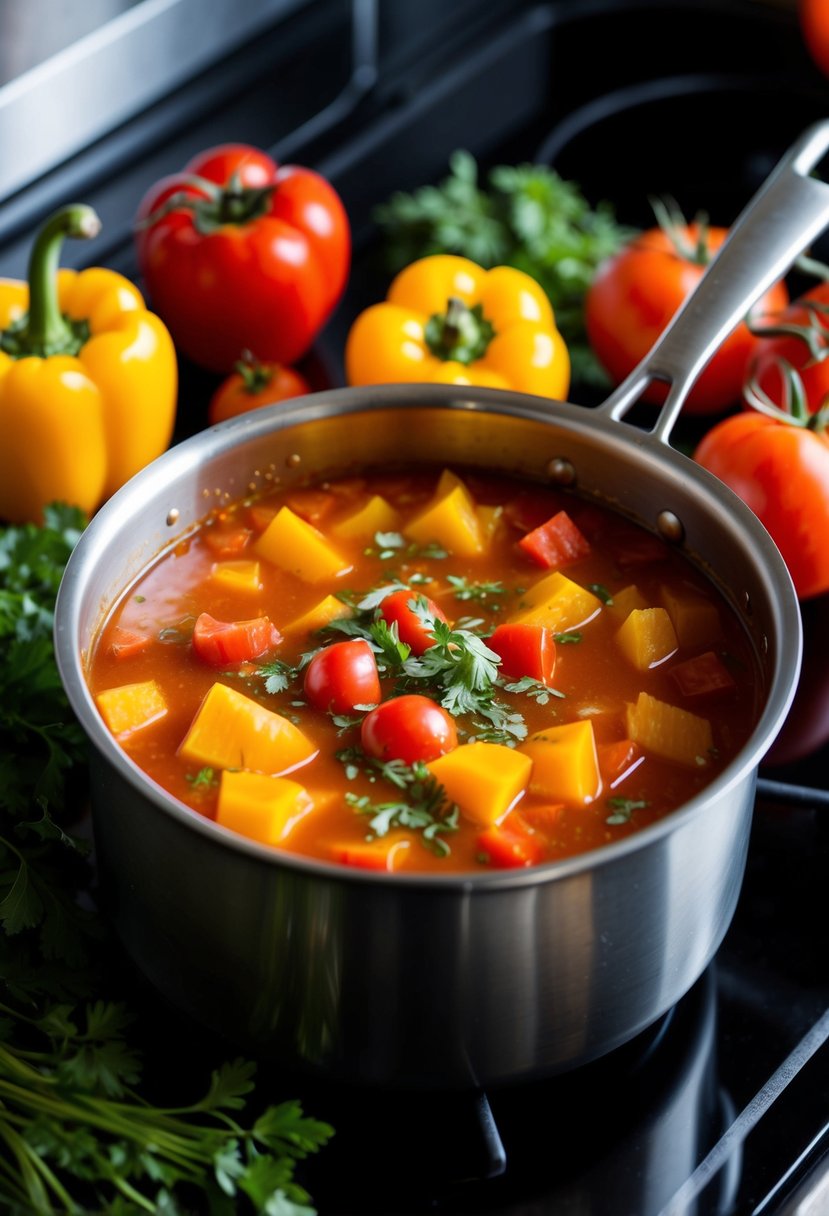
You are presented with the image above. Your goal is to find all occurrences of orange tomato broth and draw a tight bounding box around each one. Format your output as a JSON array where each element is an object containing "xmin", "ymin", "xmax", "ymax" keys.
[{"xmin": 86, "ymin": 465, "xmax": 764, "ymax": 873}]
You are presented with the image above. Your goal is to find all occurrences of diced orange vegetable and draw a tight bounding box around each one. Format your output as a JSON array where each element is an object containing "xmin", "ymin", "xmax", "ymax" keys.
[
  {"xmin": 510, "ymin": 571, "xmax": 603, "ymax": 632},
  {"xmin": 331, "ymin": 494, "xmax": 400, "ymax": 541},
  {"xmin": 334, "ymin": 834, "xmax": 412, "ymax": 871},
  {"xmin": 254, "ymin": 505, "xmax": 353, "ymax": 582},
  {"xmin": 405, "ymin": 483, "xmax": 483, "ymax": 556},
  {"xmin": 615, "ymin": 607, "xmax": 678, "ymax": 671},
  {"xmin": 109, "ymin": 626, "xmax": 152, "ymax": 659},
  {"xmin": 669, "ymin": 651, "xmax": 737, "ymax": 699},
  {"xmin": 597, "ymin": 739, "xmax": 644, "ymax": 789},
  {"xmin": 604, "ymin": 584, "xmax": 649, "ymax": 620},
  {"xmin": 203, "ymin": 526, "xmax": 252, "ymax": 557},
  {"xmin": 282, "ymin": 594, "xmax": 353, "ymax": 636},
  {"xmin": 96, "ymin": 679, "xmax": 168, "ymax": 738},
  {"xmin": 626, "ymin": 692, "xmax": 713, "ymax": 767},
  {"xmin": 210, "ymin": 560, "xmax": 262, "ymax": 594},
  {"xmin": 427, "ymin": 742, "xmax": 532, "ymax": 827},
  {"xmin": 179, "ymin": 682, "xmax": 317, "ymax": 774},
  {"xmin": 520, "ymin": 802, "xmax": 565, "ymax": 832},
  {"xmin": 247, "ymin": 504, "xmax": 278, "ymax": 532},
  {"xmin": 659, "ymin": 584, "xmax": 721, "ymax": 648},
  {"xmin": 477, "ymin": 812, "xmax": 545, "ymax": 868},
  {"xmin": 192, "ymin": 613, "xmax": 281, "ymax": 667},
  {"xmin": 477, "ymin": 503, "xmax": 503, "ymax": 545},
  {"xmin": 517, "ymin": 510, "xmax": 591, "ymax": 570},
  {"xmin": 519, "ymin": 719, "xmax": 601, "ymax": 804},
  {"xmin": 216, "ymin": 770, "xmax": 314, "ymax": 845}
]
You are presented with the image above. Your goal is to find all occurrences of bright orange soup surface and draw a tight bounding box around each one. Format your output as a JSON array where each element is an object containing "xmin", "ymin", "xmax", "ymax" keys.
[{"xmin": 87, "ymin": 465, "xmax": 764, "ymax": 873}]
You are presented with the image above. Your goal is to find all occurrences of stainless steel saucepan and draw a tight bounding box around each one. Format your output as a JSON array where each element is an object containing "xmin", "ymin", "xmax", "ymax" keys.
[{"xmin": 54, "ymin": 124, "xmax": 829, "ymax": 1088}]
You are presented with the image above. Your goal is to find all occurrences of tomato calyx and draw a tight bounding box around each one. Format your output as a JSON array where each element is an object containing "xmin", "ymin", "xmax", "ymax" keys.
[
  {"xmin": 649, "ymin": 196, "xmax": 712, "ymax": 266},
  {"xmin": 234, "ymin": 349, "xmax": 277, "ymax": 395},
  {"xmin": 424, "ymin": 296, "xmax": 495, "ymax": 364},
  {"xmin": 745, "ymin": 360, "xmax": 829, "ymax": 433},
  {"xmin": 141, "ymin": 172, "xmax": 276, "ymax": 235}
]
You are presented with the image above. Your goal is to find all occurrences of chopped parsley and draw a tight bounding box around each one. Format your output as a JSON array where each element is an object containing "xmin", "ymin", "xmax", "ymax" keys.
[{"xmin": 606, "ymin": 797, "xmax": 649, "ymax": 825}]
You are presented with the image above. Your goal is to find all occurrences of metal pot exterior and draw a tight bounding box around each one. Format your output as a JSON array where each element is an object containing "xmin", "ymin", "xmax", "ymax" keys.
[{"xmin": 55, "ymin": 386, "xmax": 800, "ymax": 1087}]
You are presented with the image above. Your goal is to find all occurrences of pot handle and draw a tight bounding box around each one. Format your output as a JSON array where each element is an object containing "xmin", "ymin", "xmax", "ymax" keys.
[{"xmin": 594, "ymin": 121, "xmax": 829, "ymax": 444}]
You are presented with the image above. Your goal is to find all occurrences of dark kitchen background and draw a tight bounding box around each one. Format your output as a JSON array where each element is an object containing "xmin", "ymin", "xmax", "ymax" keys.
[{"xmin": 2, "ymin": 1, "xmax": 828, "ymax": 1214}]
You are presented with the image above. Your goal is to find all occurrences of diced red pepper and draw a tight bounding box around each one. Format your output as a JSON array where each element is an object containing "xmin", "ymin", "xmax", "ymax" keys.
[
  {"xmin": 488, "ymin": 622, "xmax": 557, "ymax": 684},
  {"xmin": 203, "ymin": 526, "xmax": 253, "ymax": 557},
  {"xmin": 520, "ymin": 802, "xmax": 565, "ymax": 833},
  {"xmin": 192, "ymin": 613, "xmax": 282, "ymax": 667},
  {"xmin": 109, "ymin": 626, "xmax": 152, "ymax": 660},
  {"xmin": 285, "ymin": 488, "xmax": 339, "ymax": 524},
  {"xmin": 247, "ymin": 504, "xmax": 278, "ymax": 533},
  {"xmin": 477, "ymin": 813, "xmax": 545, "ymax": 869},
  {"xmin": 669, "ymin": 651, "xmax": 737, "ymax": 699},
  {"xmin": 517, "ymin": 510, "xmax": 591, "ymax": 570},
  {"xmin": 503, "ymin": 489, "xmax": 566, "ymax": 533},
  {"xmin": 597, "ymin": 739, "xmax": 644, "ymax": 789}
]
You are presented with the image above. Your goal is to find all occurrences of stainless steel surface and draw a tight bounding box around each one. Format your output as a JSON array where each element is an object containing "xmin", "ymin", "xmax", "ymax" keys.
[
  {"xmin": 0, "ymin": 0, "xmax": 312, "ymax": 201},
  {"xmin": 53, "ymin": 124, "xmax": 819, "ymax": 1088}
]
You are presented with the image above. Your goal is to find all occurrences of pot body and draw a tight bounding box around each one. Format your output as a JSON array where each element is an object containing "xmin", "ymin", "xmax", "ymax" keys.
[{"xmin": 55, "ymin": 385, "xmax": 801, "ymax": 1087}]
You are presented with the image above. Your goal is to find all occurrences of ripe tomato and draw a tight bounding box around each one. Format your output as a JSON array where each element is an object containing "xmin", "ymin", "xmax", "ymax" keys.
[
  {"xmin": 303, "ymin": 639, "xmax": 381, "ymax": 714},
  {"xmin": 746, "ymin": 281, "xmax": 829, "ymax": 415},
  {"xmin": 379, "ymin": 589, "xmax": 448, "ymax": 655},
  {"xmin": 135, "ymin": 143, "xmax": 350, "ymax": 373},
  {"xmin": 585, "ymin": 224, "xmax": 788, "ymax": 414},
  {"xmin": 694, "ymin": 411, "xmax": 829, "ymax": 600},
  {"xmin": 208, "ymin": 352, "xmax": 310, "ymax": 425},
  {"xmin": 800, "ymin": 0, "xmax": 829, "ymax": 76},
  {"xmin": 361, "ymin": 694, "xmax": 458, "ymax": 765}
]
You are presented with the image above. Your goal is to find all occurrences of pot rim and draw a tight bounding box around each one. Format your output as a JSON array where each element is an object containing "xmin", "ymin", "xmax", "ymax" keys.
[{"xmin": 54, "ymin": 382, "xmax": 803, "ymax": 891}]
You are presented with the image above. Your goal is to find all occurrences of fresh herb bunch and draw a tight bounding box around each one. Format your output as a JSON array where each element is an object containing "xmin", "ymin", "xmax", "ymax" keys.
[
  {"xmin": 0, "ymin": 506, "xmax": 331, "ymax": 1215},
  {"xmin": 373, "ymin": 150, "xmax": 636, "ymax": 385}
]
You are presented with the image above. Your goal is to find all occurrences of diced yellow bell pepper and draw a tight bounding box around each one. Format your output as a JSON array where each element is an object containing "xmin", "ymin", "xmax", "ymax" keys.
[
  {"xmin": 427, "ymin": 742, "xmax": 531, "ymax": 826},
  {"xmin": 659, "ymin": 584, "xmax": 721, "ymax": 649},
  {"xmin": 477, "ymin": 504, "xmax": 503, "ymax": 546},
  {"xmin": 254, "ymin": 505, "xmax": 353, "ymax": 582},
  {"xmin": 626, "ymin": 691, "xmax": 713, "ymax": 767},
  {"xmin": 179, "ymin": 682, "xmax": 317, "ymax": 774},
  {"xmin": 615, "ymin": 607, "xmax": 678, "ymax": 671},
  {"xmin": 405, "ymin": 484, "xmax": 483, "ymax": 556},
  {"xmin": 331, "ymin": 494, "xmax": 401, "ymax": 541},
  {"xmin": 96, "ymin": 679, "xmax": 168, "ymax": 739},
  {"xmin": 605, "ymin": 584, "xmax": 649, "ymax": 620},
  {"xmin": 210, "ymin": 559, "xmax": 262, "ymax": 594},
  {"xmin": 282, "ymin": 594, "xmax": 353, "ymax": 636},
  {"xmin": 518, "ymin": 720, "xmax": 600, "ymax": 804},
  {"xmin": 215, "ymin": 770, "xmax": 314, "ymax": 845},
  {"xmin": 510, "ymin": 571, "xmax": 602, "ymax": 632}
]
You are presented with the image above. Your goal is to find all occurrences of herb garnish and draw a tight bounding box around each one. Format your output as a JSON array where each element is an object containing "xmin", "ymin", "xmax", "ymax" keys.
[
  {"xmin": 606, "ymin": 797, "xmax": 650, "ymax": 825},
  {"xmin": 445, "ymin": 575, "xmax": 506, "ymax": 603},
  {"xmin": 343, "ymin": 759, "xmax": 460, "ymax": 856}
]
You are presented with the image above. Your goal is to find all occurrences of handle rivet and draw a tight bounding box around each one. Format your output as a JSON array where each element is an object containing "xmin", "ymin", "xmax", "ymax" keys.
[
  {"xmin": 165, "ymin": 508, "xmax": 179, "ymax": 527},
  {"xmin": 547, "ymin": 457, "xmax": 576, "ymax": 486},
  {"xmin": 656, "ymin": 510, "xmax": 684, "ymax": 543}
]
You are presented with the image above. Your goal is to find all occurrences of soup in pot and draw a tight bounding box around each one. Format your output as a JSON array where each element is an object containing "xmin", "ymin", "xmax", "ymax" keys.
[{"xmin": 86, "ymin": 464, "xmax": 763, "ymax": 872}]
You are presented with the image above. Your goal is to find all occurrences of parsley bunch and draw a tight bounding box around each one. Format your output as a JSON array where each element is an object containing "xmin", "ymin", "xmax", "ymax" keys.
[
  {"xmin": 373, "ymin": 150, "xmax": 636, "ymax": 385},
  {"xmin": 0, "ymin": 507, "xmax": 331, "ymax": 1215}
]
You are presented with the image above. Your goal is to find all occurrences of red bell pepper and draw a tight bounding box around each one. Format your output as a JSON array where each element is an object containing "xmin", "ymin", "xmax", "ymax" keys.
[{"xmin": 135, "ymin": 143, "xmax": 350, "ymax": 373}]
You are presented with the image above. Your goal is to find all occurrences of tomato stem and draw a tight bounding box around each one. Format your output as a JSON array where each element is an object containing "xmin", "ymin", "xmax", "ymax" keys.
[
  {"xmin": 649, "ymin": 195, "xmax": 712, "ymax": 265},
  {"xmin": 234, "ymin": 350, "xmax": 275, "ymax": 395}
]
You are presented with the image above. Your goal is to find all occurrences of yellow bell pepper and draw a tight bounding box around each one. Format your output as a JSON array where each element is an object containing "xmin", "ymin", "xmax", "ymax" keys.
[
  {"xmin": 344, "ymin": 254, "xmax": 570, "ymax": 399},
  {"xmin": 0, "ymin": 205, "xmax": 177, "ymax": 524}
]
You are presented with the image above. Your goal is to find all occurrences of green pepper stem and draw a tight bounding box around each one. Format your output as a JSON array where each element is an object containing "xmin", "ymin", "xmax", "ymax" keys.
[
  {"xmin": 424, "ymin": 296, "xmax": 495, "ymax": 365},
  {"xmin": 24, "ymin": 205, "xmax": 100, "ymax": 353}
]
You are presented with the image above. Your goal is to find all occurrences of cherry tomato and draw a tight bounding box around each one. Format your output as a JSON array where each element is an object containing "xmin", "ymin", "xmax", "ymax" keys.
[
  {"xmin": 488, "ymin": 623, "xmax": 557, "ymax": 684},
  {"xmin": 192, "ymin": 613, "xmax": 281, "ymax": 666},
  {"xmin": 746, "ymin": 282, "xmax": 829, "ymax": 416},
  {"xmin": 585, "ymin": 224, "xmax": 788, "ymax": 414},
  {"xmin": 694, "ymin": 411, "xmax": 829, "ymax": 600},
  {"xmin": 800, "ymin": 0, "xmax": 829, "ymax": 77},
  {"xmin": 209, "ymin": 352, "xmax": 310, "ymax": 425},
  {"xmin": 303, "ymin": 639, "xmax": 381, "ymax": 714},
  {"xmin": 360, "ymin": 694, "xmax": 458, "ymax": 765},
  {"xmin": 379, "ymin": 589, "xmax": 448, "ymax": 655}
]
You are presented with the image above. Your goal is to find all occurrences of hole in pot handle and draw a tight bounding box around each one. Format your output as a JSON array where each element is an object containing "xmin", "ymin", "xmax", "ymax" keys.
[{"xmin": 595, "ymin": 120, "xmax": 829, "ymax": 445}]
